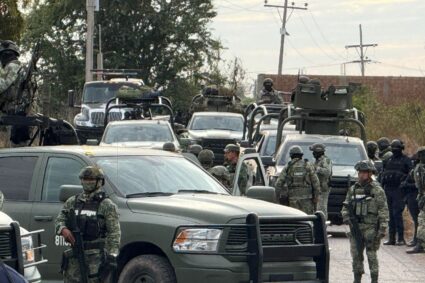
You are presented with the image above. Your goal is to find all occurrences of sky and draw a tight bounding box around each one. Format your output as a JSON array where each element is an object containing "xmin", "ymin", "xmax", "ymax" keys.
[{"xmin": 210, "ymin": 0, "xmax": 425, "ymax": 80}]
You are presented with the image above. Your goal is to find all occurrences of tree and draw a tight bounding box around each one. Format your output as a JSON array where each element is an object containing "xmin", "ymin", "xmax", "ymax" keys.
[{"xmin": 0, "ymin": 0, "xmax": 24, "ymax": 41}]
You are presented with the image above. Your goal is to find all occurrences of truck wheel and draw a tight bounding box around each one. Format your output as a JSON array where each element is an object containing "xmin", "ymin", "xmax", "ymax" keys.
[{"xmin": 118, "ymin": 254, "xmax": 176, "ymax": 283}]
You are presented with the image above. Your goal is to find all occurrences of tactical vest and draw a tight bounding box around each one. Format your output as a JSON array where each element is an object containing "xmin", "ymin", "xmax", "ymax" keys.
[
  {"xmin": 0, "ymin": 61, "xmax": 21, "ymax": 114},
  {"xmin": 381, "ymin": 155, "xmax": 409, "ymax": 188},
  {"xmin": 74, "ymin": 193, "xmax": 107, "ymax": 243},
  {"xmin": 287, "ymin": 160, "xmax": 312, "ymax": 199},
  {"xmin": 351, "ymin": 183, "xmax": 379, "ymax": 224}
]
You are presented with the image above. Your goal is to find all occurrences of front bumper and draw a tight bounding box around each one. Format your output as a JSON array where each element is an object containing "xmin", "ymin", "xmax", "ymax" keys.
[{"xmin": 75, "ymin": 126, "xmax": 104, "ymax": 142}]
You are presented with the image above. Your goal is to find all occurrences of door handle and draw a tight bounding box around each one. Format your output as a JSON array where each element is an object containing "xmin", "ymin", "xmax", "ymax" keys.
[{"xmin": 34, "ymin": 216, "xmax": 53, "ymax": 222}]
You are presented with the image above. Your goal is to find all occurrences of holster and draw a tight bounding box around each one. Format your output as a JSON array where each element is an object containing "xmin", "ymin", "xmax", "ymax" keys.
[{"xmin": 60, "ymin": 249, "xmax": 73, "ymax": 273}]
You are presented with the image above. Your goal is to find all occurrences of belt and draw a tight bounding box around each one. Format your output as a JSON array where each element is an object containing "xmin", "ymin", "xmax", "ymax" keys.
[{"xmin": 83, "ymin": 241, "xmax": 104, "ymax": 250}]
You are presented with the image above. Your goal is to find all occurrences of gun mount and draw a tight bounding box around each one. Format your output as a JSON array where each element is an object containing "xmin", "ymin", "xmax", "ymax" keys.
[{"xmin": 190, "ymin": 85, "xmax": 244, "ymax": 114}]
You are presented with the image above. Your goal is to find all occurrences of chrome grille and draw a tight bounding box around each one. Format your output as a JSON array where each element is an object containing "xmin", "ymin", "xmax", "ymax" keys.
[
  {"xmin": 0, "ymin": 232, "xmax": 12, "ymax": 258},
  {"xmin": 225, "ymin": 222, "xmax": 313, "ymax": 252},
  {"xmin": 90, "ymin": 112, "xmax": 122, "ymax": 126}
]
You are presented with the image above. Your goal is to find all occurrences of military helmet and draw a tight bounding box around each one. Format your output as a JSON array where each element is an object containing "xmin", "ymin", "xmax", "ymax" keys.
[
  {"xmin": 203, "ymin": 85, "xmax": 219, "ymax": 96},
  {"xmin": 189, "ymin": 144, "xmax": 203, "ymax": 155},
  {"xmin": 377, "ymin": 137, "xmax": 390, "ymax": 150},
  {"xmin": 390, "ymin": 139, "xmax": 404, "ymax": 150},
  {"xmin": 309, "ymin": 143, "xmax": 326, "ymax": 153},
  {"xmin": 289, "ymin": 145, "xmax": 303, "ymax": 156},
  {"xmin": 417, "ymin": 146, "xmax": 425, "ymax": 155},
  {"xmin": 163, "ymin": 142, "xmax": 176, "ymax": 152},
  {"xmin": 224, "ymin": 144, "xmax": 240, "ymax": 153},
  {"xmin": 79, "ymin": 166, "xmax": 105, "ymax": 180},
  {"xmin": 354, "ymin": 160, "xmax": 377, "ymax": 174},
  {"xmin": 198, "ymin": 149, "xmax": 215, "ymax": 163},
  {"xmin": 367, "ymin": 141, "xmax": 379, "ymax": 152},
  {"xmin": 263, "ymin": 78, "xmax": 273, "ymax": 86},
  {"xmin": 299, "ymin": 76, "xmax": 310, "ymax": 84},
  {"xmin": 308, "ymin": 78, "xmax": 321, "ymax": 86},
  {"xmin": 210, "ymin": 166, "xmax": 230, "ymax": 181},
  {"xmin": 0, "ymin": 40, "xmax": 20, "ymax": 56}
]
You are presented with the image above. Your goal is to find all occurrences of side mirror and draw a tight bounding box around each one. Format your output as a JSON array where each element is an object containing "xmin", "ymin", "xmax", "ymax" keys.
[
  {"xmin": 68, "ymin": 90, "xmax": 75, "ymax": 107},
  {"xmin": 261, "ymin": 156, "xmax": 276, "ymax": 167},
  {"xmin": 59, "ymin": 185, "xmax": 83, "ymax": 202},
  {"xmin": 86, "ymin": 139, "xmax": 99, "ymax": 146},
  {"xmin": 239, "ymin": 140, "xmax": 250, "ymax": 148},
  {"xmin": 246, "ymin": 186, "xmax": 277, "ymax": 203}
]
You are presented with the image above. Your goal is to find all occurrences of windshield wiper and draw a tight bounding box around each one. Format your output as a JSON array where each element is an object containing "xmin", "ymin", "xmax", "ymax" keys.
[
  {"xmin": 177, "ymin": 189, "xmax": 219, "ymax": 194},
  {"xmin": 126, "ymin": 192, "xmax": 174, "ymax": 198}
]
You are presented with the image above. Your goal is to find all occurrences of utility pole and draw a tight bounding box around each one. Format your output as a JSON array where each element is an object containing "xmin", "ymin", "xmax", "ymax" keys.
[
  {"xmin": 345, "ymin": 24, "xmax": 377, "ymax": 77},
  {"xmin": 264, "ymin": 0, "xmax": 308, "ymax": 75},
  {"xmin": 97, "ymin": 24, "xmax": 103, "ymax": 81},
  {"xmin": 85, "ymin": 0, "xmax": 98, "ymax": 82}
]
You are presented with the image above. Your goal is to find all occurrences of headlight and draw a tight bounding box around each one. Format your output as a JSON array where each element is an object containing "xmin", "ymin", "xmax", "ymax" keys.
[
  {"xmin": 76, "ymin": 107, "xmax": 90, "ymax": 122},
  {"xmin": 173, "ymin": 228, "xmax": 222, "ymax": 253},
  {"xmin": 21, "ymin": 236, "xmax": 35, "ymax": 264}
]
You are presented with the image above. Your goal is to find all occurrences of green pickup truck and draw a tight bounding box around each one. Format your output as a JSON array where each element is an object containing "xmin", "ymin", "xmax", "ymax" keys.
[{"xmin": 1, "ymin": 146, "xmax": 329, "ymax": 282}]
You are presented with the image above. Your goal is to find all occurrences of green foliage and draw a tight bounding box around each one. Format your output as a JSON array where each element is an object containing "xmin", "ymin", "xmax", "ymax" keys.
[{"xmin": 0, "ymin": 0, "xmax": 24, "ymax": 41}]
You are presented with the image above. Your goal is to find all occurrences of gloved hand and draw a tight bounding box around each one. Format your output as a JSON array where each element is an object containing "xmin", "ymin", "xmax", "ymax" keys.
[{"xmin": 61, "ymin": 228, "xmax": 75, "ymax": 246}]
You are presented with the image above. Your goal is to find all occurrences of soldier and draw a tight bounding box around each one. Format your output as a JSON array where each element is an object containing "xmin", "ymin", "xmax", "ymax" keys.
[
  {"xmin": 162, "ymin": 142, "xmax": 176, "ymax": 152},
  {"xmin": 377, "ymin": 137, "xmax": 393, "ymax": 162},
  {"xmin": 258, "ymin": 78, "xmax": 282, "ymax": 105},
  {"xmin": 401, "ymin": 153, "xmax": 420, "ymax": 248},
  {"xmin": 198, "ymin": 149, "xmax": 215, "ymax": 171},
  {"xmin": 367, "ymin": 141, "xmax": 380, "ymax": 161},
  {"xmin": 189, "ymin": 144, "xmax": 203, "ymax": 158},
  {"xmin": 407, "ymin": 146, "xmax": 425, "ymax": 254},
  {"xmin": 210, "ymin": 165, "xmax": 231, "ymax": 189},
  {"xmin": 342, "ymin": 160, "xmax": 389, "ymax": 283},
  {"xmin": 380, "ymin": 139, "xmax": 412, "ymax": 245},
  {"xmin": 224, "ymin": 144, "xmax": 249, "ymax": 195},
  {"xmin": 55, "ymin": 166, "xmax": 121, "ymax": 283},
  {"xmin": 275, "ymin": 146, "xmax": 320, "ymax": 214},
  {"xmin": 310, "ymin": 143, "xmax": 332, "ymax": 218},
  {"xmin": 0, "ymin": 40, "xmax": 21, "ymax": 114}
]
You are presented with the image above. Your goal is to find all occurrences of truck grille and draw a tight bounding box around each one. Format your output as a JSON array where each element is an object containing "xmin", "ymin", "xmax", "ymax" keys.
[
  {"xmin": 0, "ymin": 232, "xmax": 13, "ymax": 258},
  {"xmin": 225, "ymin": 222, "xmax": 313, "ymax": 252},
  {"xmin": 91, "ymin": 112, "xmax": 122, "ymax": 126},
  {"xmin": 201, "ymin": 139, "xmax": 236, "ymax": 154}
]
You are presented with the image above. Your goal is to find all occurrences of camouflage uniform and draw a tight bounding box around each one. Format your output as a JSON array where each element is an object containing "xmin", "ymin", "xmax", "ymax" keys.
[
  {"xmin": 227, "ymin": 162, "xmax": 249, "ymax": 195},
  {"xmin": 0, "ymin": 60, "xmax": 21, "ymax": 113},
  {"xmin": 55, "ymin": 167, "xmax": 121, "ymax": 283},
  {"xmin": 210, "ymin": 165, "xmax": 231, "ymax": 189},
  {"xmin": 275, "ymin": 157, "xmax": 320, "ymax": 214},
  {"xmin": 341, "ymin": 160, "xmax": 389, "ymax": 283},
  {"xmin": 313, "ymin": 155, "xmax": 332, "ymax": 218},
  {"xmin": 258, "ymin": 89, "xmax": 282, "ymax": 105}
]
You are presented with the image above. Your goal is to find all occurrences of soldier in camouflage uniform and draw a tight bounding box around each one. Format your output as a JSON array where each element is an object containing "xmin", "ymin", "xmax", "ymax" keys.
[
  {"xmin": 377, "ymin": 137, "xmax": 393, "ymax": 162},
  {"xmin": 0, "ymin": 40, "xmax": 21, "ymax": 114},
  {"xmin": 210, "ymin": 165, "xmax": 231, "ymax": 189},
  {"xmin": 224, "ymin": 144, "xmax": 249, "ymax": 195},
  {"xmin": 55, "ymin": 166, "xmax": 121, "ymax": 283},
  {"xmin": 275, "ymin": 146, "xmax": 320, "ymax": 214},
  {"xmin": 258, "ymin": 78, "xmax": 282, "ymax": 105},
  {"xmin": 341, "ymin": 160, "xmax": 389, "ymax": 283},
  {"xmin": 198, "ymin": 149, "xmax": 215, "ymax": 171},
  {"xmin": 407, "ymin": 146, "xmax": 425, "ymax": 254},
  {"xmin": 310, "ymin": 143, "xmax": 332, "ymax": 219}
]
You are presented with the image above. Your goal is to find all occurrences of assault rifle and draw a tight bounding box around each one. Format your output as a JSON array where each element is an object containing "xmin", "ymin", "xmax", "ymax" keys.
[
  {"xmin": 69, "ymin": 208, "xmax": 89, "ymax": 283},
  {"xmin": 343, "ymin": 199, "xmax": 362, "ymax": 250}
]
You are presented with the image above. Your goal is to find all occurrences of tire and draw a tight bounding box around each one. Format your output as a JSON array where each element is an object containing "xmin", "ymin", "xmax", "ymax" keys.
[{"xmin": 118, "ymin": 254, "xmax": 177, "ymax": 283}]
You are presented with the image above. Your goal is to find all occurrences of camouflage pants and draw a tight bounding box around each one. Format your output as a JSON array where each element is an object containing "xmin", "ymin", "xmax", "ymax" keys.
[
  {"xmin": 417, "ymin": 210, "xmax": 425, "ymax": 249},
  {"xmin": 348, "ymin": 225, "xmax": 380, "ymax": 276},
  {"xmin": 288, "ymin": 198, "xmax": 314, "ymax": 214},
  {"xmin": 63, "ymin": 249, "xmax": 101, "ymax": 283},
  {"xmin": 318, "ymin": 191, "xmax": 329, "ymax": 219}
]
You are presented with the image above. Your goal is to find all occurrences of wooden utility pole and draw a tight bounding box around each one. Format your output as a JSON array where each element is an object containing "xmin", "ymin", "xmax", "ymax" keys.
[
  {"xmin": 345, "ymin": 24, "xmax": 378, "ymax": 77},
  {"xmin": 85, "ymin": 0, "xmax": 97, "ymax": 82},
  {"xmin": 264, "ymin": 1, "xmax": 308, "ymax": 75}
]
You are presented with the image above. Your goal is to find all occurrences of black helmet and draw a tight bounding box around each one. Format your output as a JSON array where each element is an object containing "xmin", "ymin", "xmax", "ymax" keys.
[
  {"xmin": 263, "ymin": 78, "xmax": 273, "ymax": 86},
  {"xmin": 299, "ymin": 76, "xmax": 310, "ymax": 84},
  {"xmin": 354, "ymin": 160, "xmax": 377, "ymax": 174},
  {"xmin": 0, "ymin": 40, "xmax": 20, "ymax": 56},
  {"xmin": 367, "ymin": 141, "xmax": 379, "ymax": 152},
  {"xmin": 390, "ymin": 139, "xmax": 404, "ymax": 150},
  {"xmin": 377, "ymin": 137, "xmax": 390, "ymax": 151}
]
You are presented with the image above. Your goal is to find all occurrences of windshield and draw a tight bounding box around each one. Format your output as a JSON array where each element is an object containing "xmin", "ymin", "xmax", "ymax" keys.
[
  {"xmin": 95, "ymin": 156, "xmax": 228, "ymax": 196},
  {"xmin": 190, "ymin": 116, "xmax": 244, "ymax": 131},
  {"xmin": 263, "ymin": 135, "xmax": 277, "ymax": 156},
  {"xmin": 278, "ymin": 141, "xmax": 366, "ymax": 166},
  {"xmin": 83, "ymin": 82, "xmax": 141, "ymax": 104},
  {"xmin": 103, "ymin": 124, "xmax": 173, "ymax": 144}
]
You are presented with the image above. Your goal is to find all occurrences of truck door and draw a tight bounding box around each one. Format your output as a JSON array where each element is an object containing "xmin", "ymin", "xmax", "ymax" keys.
[
  {"xmin": 1, "ymin": 154, "xmax": 43, "ymax": 228},
  {"xmin": 232, "ymin": 153, "xmax": 268, "ymax": 196},
  {"xmin": 29, "ymin": 154, "xmax": 87, "ymax": 280}
]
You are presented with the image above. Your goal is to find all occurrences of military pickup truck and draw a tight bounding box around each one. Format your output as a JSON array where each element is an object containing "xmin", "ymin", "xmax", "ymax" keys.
[{"xmin": 1, "ymin": 146, "xmax": 329, "ymax": 283}]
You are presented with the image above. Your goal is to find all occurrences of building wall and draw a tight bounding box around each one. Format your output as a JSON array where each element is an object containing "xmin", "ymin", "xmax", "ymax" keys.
[{"xmin": 257, "ymin": 74, "xmax": 425, "ymax": 104}]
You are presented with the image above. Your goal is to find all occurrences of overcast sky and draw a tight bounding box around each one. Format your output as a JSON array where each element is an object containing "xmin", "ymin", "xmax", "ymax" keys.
[{"xmin": 210, "ymin": 0, "xmax": 425, "ymax": 79}]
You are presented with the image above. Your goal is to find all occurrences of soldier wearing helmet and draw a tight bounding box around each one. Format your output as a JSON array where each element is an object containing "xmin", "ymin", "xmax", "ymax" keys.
[
  {"xmin": 55, "ymin": 166, "xmax": 121, "ymax": 283},
  {"xmin": 380, "ymin": 139, "xmax": 412, "ymax": 246},
  {"xmin": 342, "ymin": 160, "xmax": 389, "ymax": 283},
  {"xmin": 274, "ymin": 145, "xmax": 320, "ymax": 214},
  {"xmin": 210, "ymin": 165, "xmax": 231, "ymax": 189},
  {"xmin": 198, "ymin": 149, "xmax": 215, "ymax": 171},
  {"xmin": 407, "ymin": 146, "xmax": 425, "ymax": 254},
  {"xmin": 377, "ymin": 137, "xmax": 392, "ymax": 161},
  {"xmin": 0, "ymin": 40, "xmax": 22, "ymax": 114},
  {"xmin": 258, "ymin": 78, "xmax": 282, "ymax": 105},
  {"xmin": 224, "ymin": 144, "xmax": 248, "ymax": 195},
  {"xmin": 310, "ymin": 143, "xmax": 332, "ymax": 219},
  {"xmin": 367, "ymin": 141, "xmax": 379, "ymax": 161}
]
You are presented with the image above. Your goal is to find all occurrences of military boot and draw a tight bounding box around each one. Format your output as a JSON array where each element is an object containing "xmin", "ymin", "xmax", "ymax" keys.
[
  {"xmin": 371, "ymin": 273, "xmax": 378, "ymax": 283},
  {"xmin": 407, "ymin": 238, "xmax": 417, "ymax": 247},
  {"xmin": 406, "ymin": 242, "xmax": 424, "ymax": 254},
  {"xmin": 383, "ymin": 233, "xmax": 395, "ymax": 245},
  {"xmin": 353, "ymin": 273, "xmax": 362, "ymax": 283}
]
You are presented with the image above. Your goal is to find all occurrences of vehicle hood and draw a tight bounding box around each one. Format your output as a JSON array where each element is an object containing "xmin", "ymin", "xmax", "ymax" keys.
[
  {"xmin": 188, "ymin": 130, "xmax": 243, "ymax": 140},
  {"xmin": 100, "ymin": 141, "xmax": 179, "ymax": 150},
  {"xmin": 127, "ymin": 194, "xmax": 305, "ymax": 224},
  {"xmin": 0, "ymin": 211, "xmax": 29, "ymax": 234}
]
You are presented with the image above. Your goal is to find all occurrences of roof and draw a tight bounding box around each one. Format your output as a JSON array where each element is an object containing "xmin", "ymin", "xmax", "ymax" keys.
[
  {"xmin": 84, "ymin": 79, "xmax": 144, "ymax": 85},
  {"xmin": 191, "ymin": 112, "xmax": 244, "ymax": 118},
  {"xmin": 0, "ymin": 146, "xmax": 180, "ymax": 158},
  {"xmin": 106, "ymin": 120, "xmax": 170, "ymax": 126},
  {"xmin": 283, "ymin": 133, "xmax": 364, "ymax": 144}
]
